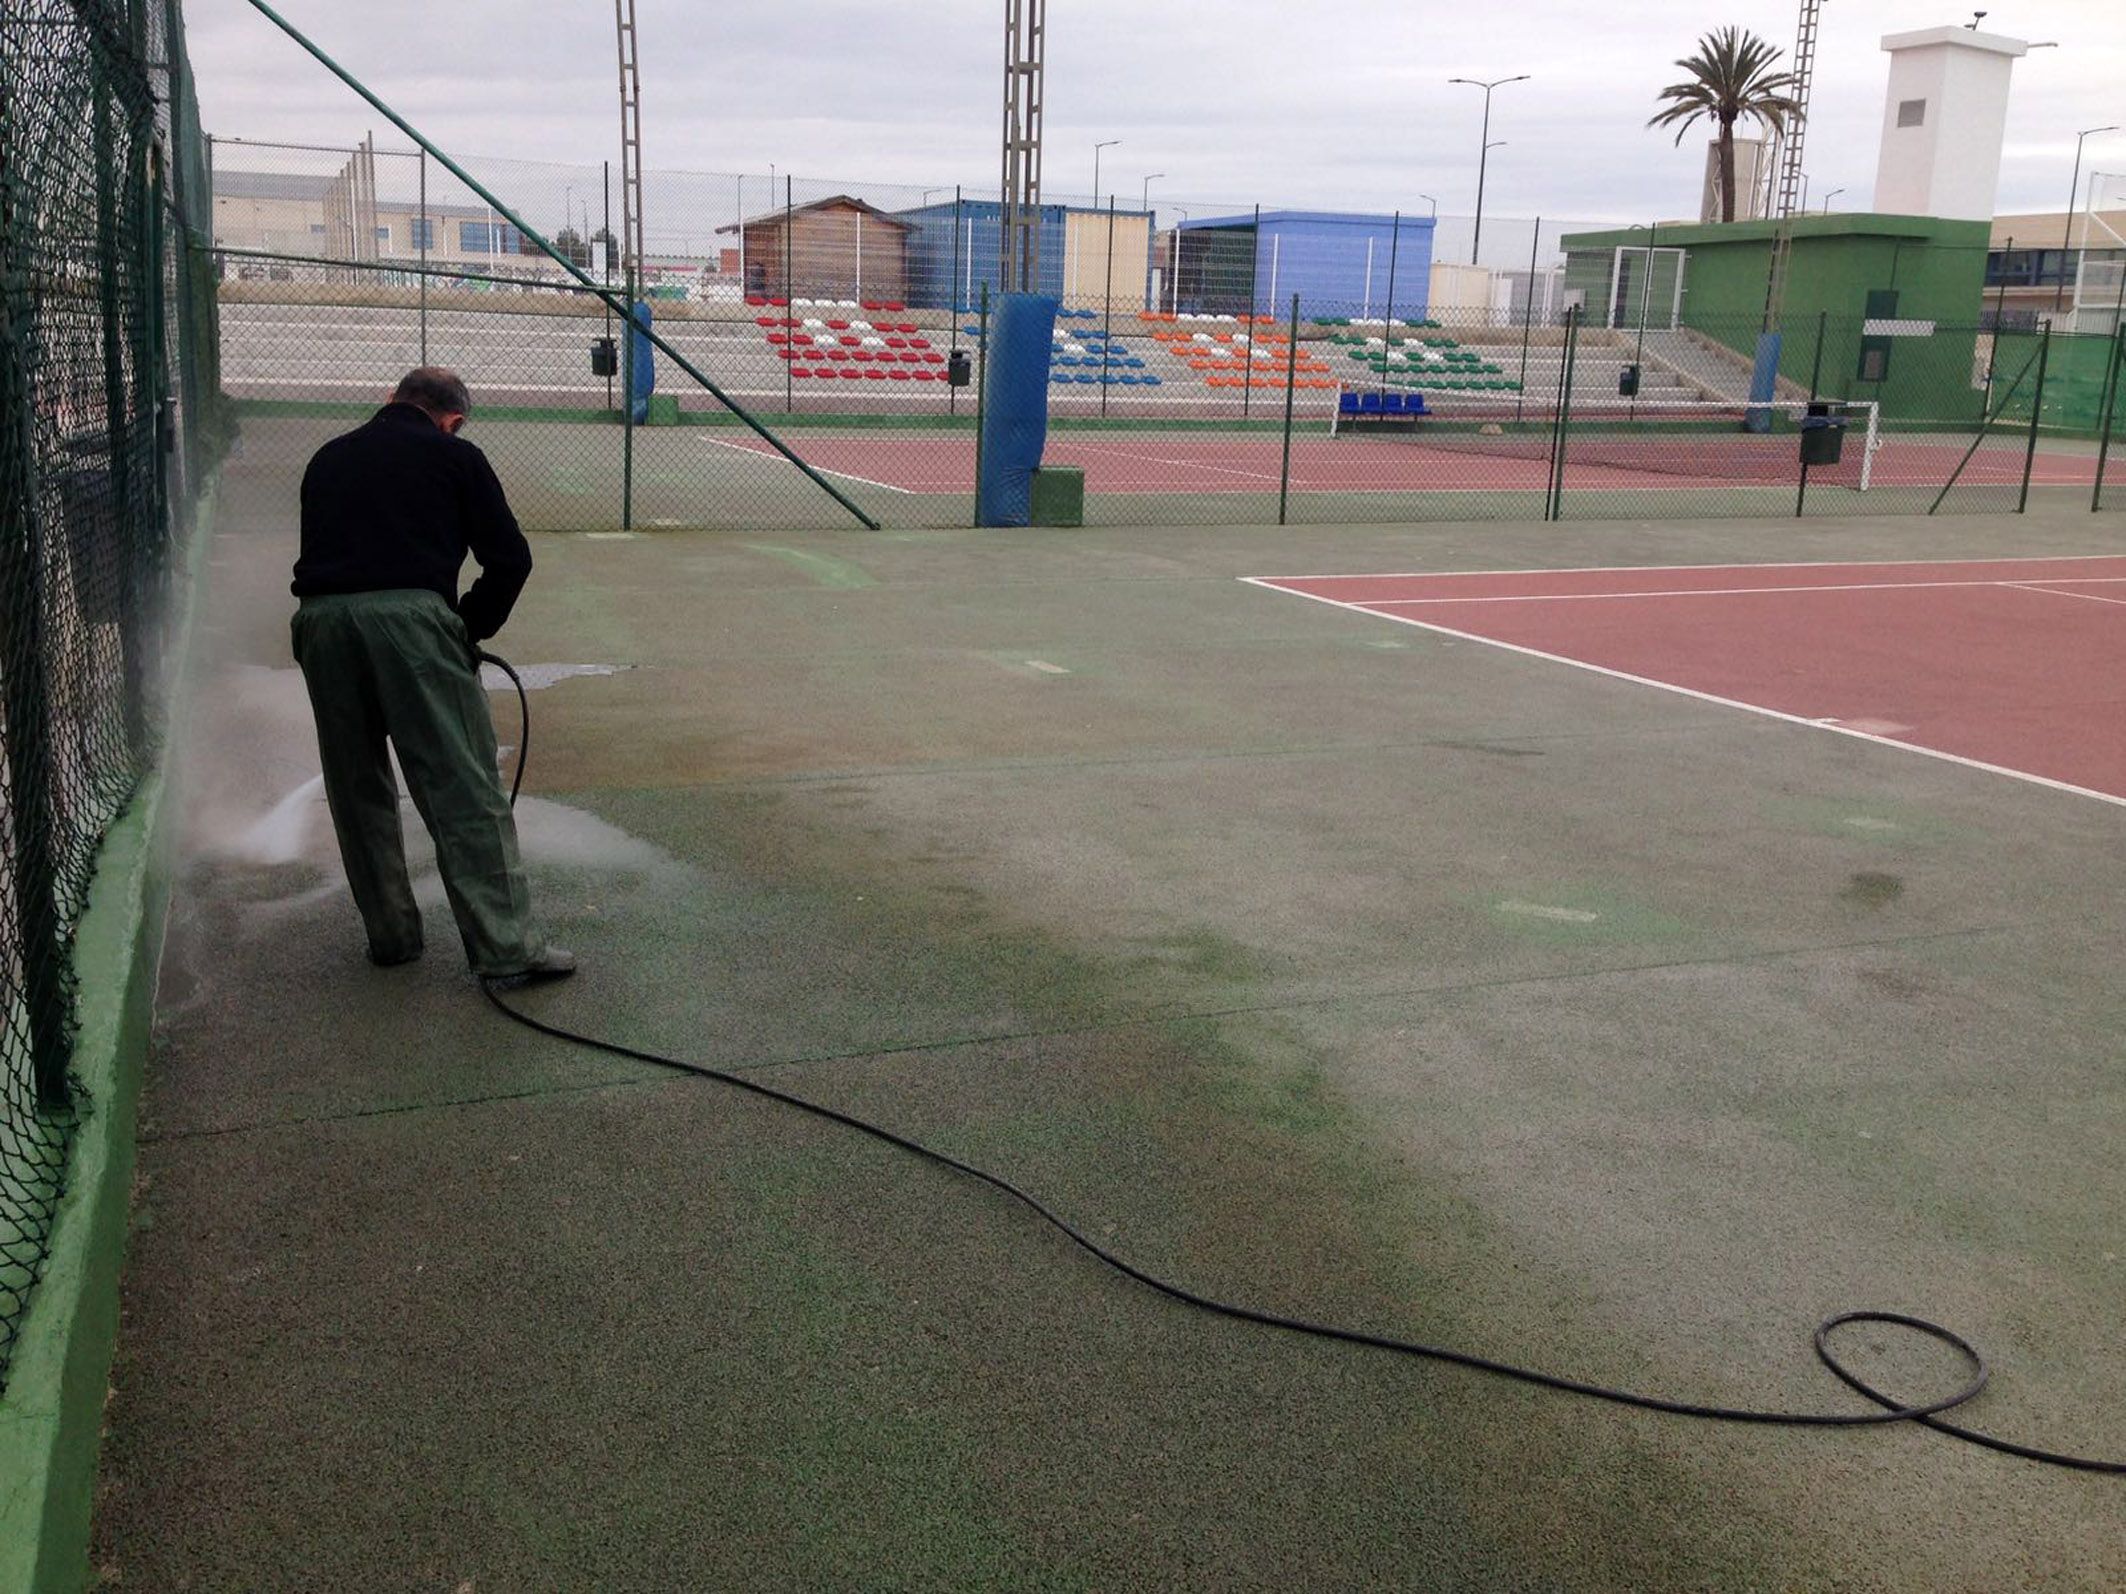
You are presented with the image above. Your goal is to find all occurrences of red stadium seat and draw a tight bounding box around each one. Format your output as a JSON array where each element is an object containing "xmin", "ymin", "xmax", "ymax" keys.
[
  {"xmin": 921, "ymin": 352, "xmax": 944, "ymax": 364},
  {"xmin": 755, "ymin": 316, "xmax": 777, "ymax": 327},
  {"xmin": 826, "ymin": 349, "xmax": 851, "ymax": 361},
  {"xmin": 768, "ymin": 296, "xmax": 788, "ymax": 306},
  {"xmin": 860, "ymin": 300, "xmax": 884, "ymax": 311},
  {"xmin": 852, "ymin": 350, "xmax": 874, "ymax": 362},
  {"xmin": 888, "ymin": 370, "xmax": 912, "ymax": 381},
  {"xmin": 745, "ymin": 295, "xmax": 767, "ymax": 307},
  {"xmin": 790, "ymin": 368, "xmax": 813, "ymax": 379},
  {"xmin": 897, "ymin": 352, "xmax": 922, "ymax": 364},
  {"xmin": 913, "ymin": 370, "xmax": 936, "ymax": 381},
  {"xmin": 884, "ymin": 337, "xmax": 907, "ymax": 349},
  {"xmin": 895, "ymin": 321, "xmax": 918, "ymax": 334},
  {"xmin": 882, "ymin": 301, "xmax": 905, "ymax": 312},
  {"xmin": 864, "ymin": 369, "xmax": 888, "ymax": 380},
  {"xmin": 766, "ymin": 331, "xmax": 788, "ymax": 344},
  {"xmin": 826, "ymin": 319, "xmax": 850, "ymax": 330},
  {"xmin": 906, "ymin": 337, "xmax": 931, "ymax": 349},
  {"xmin": 839, "ymin": 369, "xmax": 863, "ymax": 380},
  {"xmin": 839, "ymin": 335, "xmax": 861, "ymax": 347}
]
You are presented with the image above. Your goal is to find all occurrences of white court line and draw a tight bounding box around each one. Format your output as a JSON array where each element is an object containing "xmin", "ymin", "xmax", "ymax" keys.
[
  {"xmin": 1059, "ymin": 439, "xmax": 1287, "ymax": 486},
  {"xmin": 1249, "ymin": 553, "xmax": 2126, "ymax": 585},
  {"xmin": 703, "ymin": 435, "xmax": 912, "ymax": 494},
  {"xmin": 1240, "ymin": 576, "xmax": 2126, "ymax": 811},
  {"xmin": 1360, "ymin": 575, "xmax": 2126, "ymax": 607},
  {"xmin": 2006, "ymin": 582, "xmax": 2126, "ymax": 608}
]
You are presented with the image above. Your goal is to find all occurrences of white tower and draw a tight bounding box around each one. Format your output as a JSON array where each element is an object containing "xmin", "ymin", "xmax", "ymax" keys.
[{"xmin": 1872, "ymin": 26, "xmax": 2027, "ymax": 221}]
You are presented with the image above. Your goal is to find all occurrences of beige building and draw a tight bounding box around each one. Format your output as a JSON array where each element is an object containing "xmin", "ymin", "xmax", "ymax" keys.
[{"xmin": 1985, "ymin": 207, "xmax": 2126, "ymax": 330}]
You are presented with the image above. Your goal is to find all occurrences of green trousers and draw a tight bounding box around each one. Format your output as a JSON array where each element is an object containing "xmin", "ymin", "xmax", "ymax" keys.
[{"xmin": 291, "ymin": 589, "xmax": 545, "ymax": 976}]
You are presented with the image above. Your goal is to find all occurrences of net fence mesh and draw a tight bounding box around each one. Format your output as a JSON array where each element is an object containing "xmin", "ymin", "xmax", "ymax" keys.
[
  {"xmin": 0, "ymin": 0, "xmax": 222, "ymax": 1389},
  {"xmin": 199, "ymin": 136, "xmax": 2126, "ymax": 532}
]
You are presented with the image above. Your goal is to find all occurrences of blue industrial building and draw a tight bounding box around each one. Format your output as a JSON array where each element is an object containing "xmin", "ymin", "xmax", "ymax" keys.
[
  {"xmin": 1170, "ymin": 211, "xmax": 1435, "ymax": 320},
  {"xmin": 895, "ymin": 199, "xmax": 1066, "ymax": 310}
]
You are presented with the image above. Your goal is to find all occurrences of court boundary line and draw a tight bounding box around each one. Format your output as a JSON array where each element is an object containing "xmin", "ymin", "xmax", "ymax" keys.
[
  {"xmin": 1359, "ymin": 575, "xmax": 2126, "ymax": 607},
  {"xmin": 1241, "ymin": 575, "xmax": 2126, "ymax": 812},
  {"xmin": 703, "ymin": 435, "xmax": 913, "ymax": 494},
  {"xmin": 1249, "ymin": 553, "xmax": 2126, "ymax": 585}
]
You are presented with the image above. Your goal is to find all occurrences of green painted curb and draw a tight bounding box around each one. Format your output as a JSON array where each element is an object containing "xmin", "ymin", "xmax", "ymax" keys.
[{"xmin": 0, "ymin": 477, "xmax": 218, "ymax": 1594}]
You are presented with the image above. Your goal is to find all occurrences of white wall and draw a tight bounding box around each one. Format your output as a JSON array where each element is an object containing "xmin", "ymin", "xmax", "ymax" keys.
[{"xmin": 1872, "ymin": 27, "xmax": 2027, "ymax": 221}]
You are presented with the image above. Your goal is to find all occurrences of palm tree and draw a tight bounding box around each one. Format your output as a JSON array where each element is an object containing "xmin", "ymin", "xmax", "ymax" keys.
[{"xmin": 1648, "ymin": 27, "xmax": 1803, "ymax": 223}]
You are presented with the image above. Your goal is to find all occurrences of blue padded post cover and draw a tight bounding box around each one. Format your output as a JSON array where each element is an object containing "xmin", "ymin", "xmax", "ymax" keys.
[
  {"xmin": 628, "ymin": 300, "xmax": 656, "ymax": 424},
  {"xmin": 976, "ymin": 292, "xmax": 1059, "ymax": 526}
]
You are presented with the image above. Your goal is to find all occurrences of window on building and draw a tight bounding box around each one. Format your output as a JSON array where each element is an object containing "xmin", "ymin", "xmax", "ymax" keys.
[
  {"xmin": 374, "ymin": 226, "xmax": 391, "ymax": 247},
  {"xmin": 409, "ymin": 217, "xmax": 434, "ymax": 251},
  {"xmin": 1985, "ymin": 249, "xmax": 2077, "ymax": 288},
  {"xmin": 1897, "ymin": 98, "xmax": 1926, "ymax": 128},
  {"xmin": 458, "ymin": 220, "xmax": 521, "ymax": 254},
  {"xmin": 309, "ymin": 223, "xmax": 325, "ymax": 236}
]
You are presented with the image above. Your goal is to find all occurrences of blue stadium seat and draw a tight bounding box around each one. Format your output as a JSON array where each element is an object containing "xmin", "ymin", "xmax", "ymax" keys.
[
  {"xmin": 1074, "ymin": 372, "xmax": 1098, "ymax": 383},
  {"xmin": 1143, "ymin": 373, "xmax": 1161, "ymax": 386},
  {"xmin": 1358, "ymin": 392, "xmax": 1382, "ymax": 413},
  {"xmin": 1339, "ymin": 391, "xmax": 1360, "ymax": 414}
]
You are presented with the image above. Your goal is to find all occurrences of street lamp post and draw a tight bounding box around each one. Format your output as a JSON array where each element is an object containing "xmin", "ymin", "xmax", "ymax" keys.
[
  {"xmin": 1142, "ymin": 173, "xmax": 1164, "ymax": 213},
  {"xmin": 1449, "ymin": 73, "xmax": 1528, "ymax": 266},
  {"xmin": 1093, "ymin": 140, "xmax": 1119, "ymax": 207},
  {"xmin": 1821, "ymin": 187, "xmax": 1845, "ymax": 214},
  {"xmin": 2061, "ymin": 125, "xmax": 2121, "ymax": 313},
  {"xmin": 1419, "ymin": 193, "xmax": 1438, "ymax": 218}
]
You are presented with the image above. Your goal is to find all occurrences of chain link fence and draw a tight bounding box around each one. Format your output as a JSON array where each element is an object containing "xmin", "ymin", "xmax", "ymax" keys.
[
  {"xmin": 200, "ymin": 140, "xmax": 2126, "ymax": 532},
  {"xmin": 0, "ymin": 0, "xmax": 223, "ymax": 1390}
]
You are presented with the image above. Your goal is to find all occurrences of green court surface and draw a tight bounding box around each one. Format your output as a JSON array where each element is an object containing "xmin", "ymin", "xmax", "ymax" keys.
[{"xmin": 90, "ymin": 424, "xmax": 2125, "ymax": 1588}]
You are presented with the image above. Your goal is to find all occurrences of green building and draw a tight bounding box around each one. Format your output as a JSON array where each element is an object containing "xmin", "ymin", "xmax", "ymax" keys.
[{"xmin": 1560, "ymin": 215, "xmax": 1992, "ymax": 424}]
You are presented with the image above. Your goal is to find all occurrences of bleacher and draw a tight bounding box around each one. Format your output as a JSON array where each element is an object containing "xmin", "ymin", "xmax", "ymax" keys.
[{"xmin": 748, "ymin": 294, "xmax": 952, "ymax": 384}]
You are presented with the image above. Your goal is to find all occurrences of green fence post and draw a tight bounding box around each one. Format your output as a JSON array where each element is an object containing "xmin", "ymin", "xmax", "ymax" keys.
[
  {"xmin": 972, "ymin": 281, "xmax": 989, "ymax": 528},
  {"xmin": 2094, "ymin": 325, "xmax": 2124, "ymax": 512},
  {"xmin": 1796, "ymin": 309, "xmax": 1827, "ymax": 519},
  {"xmin": 2018, "ymin": 323, "xmax": 2051, "ymax": 514},
  {"xmin": 621, "ymin": 263, "xmax": 635, "ymax": 531},
  {"xmin": 1278, "ymin": 293, "xmax": 1300, "ymax": 525},
  {"xmin": 1546, "ymin": 305, "xmax": 1580, "ymax": 522}
]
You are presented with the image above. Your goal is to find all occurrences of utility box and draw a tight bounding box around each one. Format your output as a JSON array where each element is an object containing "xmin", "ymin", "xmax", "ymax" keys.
[
  {"xmin": 646, "ymin": 394, "xmax": 680, "ymax": 426},
  {"xmin": 1027, "ymin": 465, "xmax": 1084, "ymax": 526}
]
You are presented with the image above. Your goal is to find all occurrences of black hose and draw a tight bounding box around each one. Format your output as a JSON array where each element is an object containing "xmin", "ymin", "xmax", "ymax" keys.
[
  {"xmin": 475, "ymin": 648, "xmax": 529, "ymax": 808},
  {"xmin": 474, "ymin": 649, "xmax": 2123, "ymax": 1475}
]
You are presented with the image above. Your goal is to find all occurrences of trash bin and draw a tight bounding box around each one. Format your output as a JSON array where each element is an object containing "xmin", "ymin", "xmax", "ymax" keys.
[
  {"xmin": 1617, "ymin": 364, "xmax": 1640, "ymax": 397},
  {"xmin": 1799, "ymin": 402, "xmax": 1846, "ymax": 466}
]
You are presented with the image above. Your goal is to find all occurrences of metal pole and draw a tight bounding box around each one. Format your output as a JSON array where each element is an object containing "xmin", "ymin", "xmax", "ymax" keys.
[
  {"xmin": 973, "ymin": 281, "xmax": 989, "ymax": 526},
  {"xmin": 783, "ymin": 177, "xmax": 794, "ymax": 414},
  {"xmin": 1101, "ymin": 197, "xmax": 1116, "ymax": 418},
  {"xmin": 1983, "ymin": 231, "xmax": 2011, "ymax": 412},
  {"xmin": 240, "ymin": 0, "xmax": 879, "ymax": 528},
  {"xmin": 417, "ymin": 148, "xmax": 429, "ymax": 362},
  {"xmin": 621, "ymin": 255, "xmax": 634, "ymax": 529},
  {"xmin": 1243, "ymin": 203, "xmax": 1261, "ymax": 420},
  {"xmin": 1547, "ymin": 304, "xmax": 1580, "ymax": 521},
  {"xmin": 603, "ymin": 161, "xmax": 614, "ymax": 414},
  {"xmin": 1517, "ymin": 214, "xmax": 1539, "ymax": 422},
  {"xmin": 949, "ymin": 187, "xmax": 963, "ymax": 416},
  {"xmin": 1797, "ymin": 309, "xmax": 1826, "ymax": 518},
  {"xmin": 2019, "ymin": 323, "xmax": 2051, "ymax": 514},
  {"xmin": 1630, "ymin": 222, "xmax": 1655, "ymax": 421},
  {"xmin": 1278, "ymin": 292, "xmax": 1300, "ymax": 524},
  {"xmin": 2093, "ymin": 324, "xmax": 2124, "ymax": 512},
  {"xmin": 1379, "ymin": 210, "xmax": 1400, "ymax": 401}
]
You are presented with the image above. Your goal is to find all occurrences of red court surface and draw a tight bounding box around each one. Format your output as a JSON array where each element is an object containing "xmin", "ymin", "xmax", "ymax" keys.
[
  {"xmin": 1247, "ymin": 556, "xmax": 2126, "ymax": 805},
  {"xmin": 712, "ymin": 429, "xmax": 2105, "ymax": 497}
]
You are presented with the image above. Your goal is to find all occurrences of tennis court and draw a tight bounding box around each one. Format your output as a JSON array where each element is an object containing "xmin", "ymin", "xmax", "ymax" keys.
[{"xmin": 1250, "ymin": 555, "xmax": 2126, "ymax": 803}]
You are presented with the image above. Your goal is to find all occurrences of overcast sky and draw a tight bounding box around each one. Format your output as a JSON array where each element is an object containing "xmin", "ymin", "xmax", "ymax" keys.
[{"xmin": 189, "ymin": 0, "xmax": 2126, "ymax": 244}]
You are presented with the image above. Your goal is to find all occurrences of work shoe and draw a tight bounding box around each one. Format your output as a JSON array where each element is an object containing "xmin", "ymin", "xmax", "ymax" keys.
[
  {"xmin": 368, "ymin": 943, "xmax": 422, "ymax": 968},
  {"xmin": 482, "ymin": 947, "xmax": 577, "ymax": 990}
]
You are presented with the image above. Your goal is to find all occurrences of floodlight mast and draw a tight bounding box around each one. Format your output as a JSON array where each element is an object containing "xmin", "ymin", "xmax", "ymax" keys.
[
  {"xmin": 615, "ymin": 0, "xmax": 647, "ymax": 283},
  {"xmin": 1000, "ymin": 0, "xmax": 1046, "ymax": 292},
  {"xmin": 1761, "ymin": 0, "xmax": 1824, "ymax": 332}
]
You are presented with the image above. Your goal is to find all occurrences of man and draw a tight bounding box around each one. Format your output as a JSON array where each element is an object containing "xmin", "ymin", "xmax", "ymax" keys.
[{"xmin": 290, "ymin": 367, "xmax": 574, "ymax": 988}]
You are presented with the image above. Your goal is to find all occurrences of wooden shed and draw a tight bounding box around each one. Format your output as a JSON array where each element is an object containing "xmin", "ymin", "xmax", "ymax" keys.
[{"xmin": 718, "ymin": 196, "xmax": 910, "ymax": 302}]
